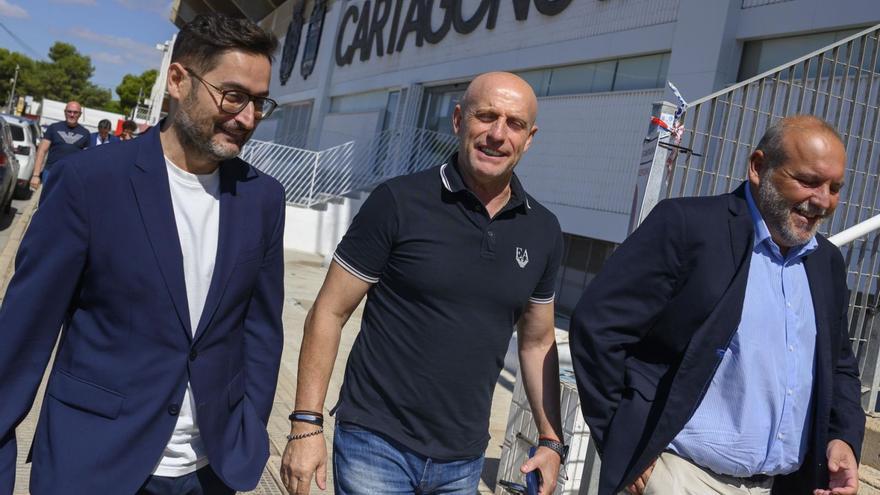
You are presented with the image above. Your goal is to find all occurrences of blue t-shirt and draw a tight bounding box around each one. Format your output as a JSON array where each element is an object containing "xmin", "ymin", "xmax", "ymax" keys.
[{"xmin": 44, "ymin": 121, "xmax": 90, "ymax": 168}]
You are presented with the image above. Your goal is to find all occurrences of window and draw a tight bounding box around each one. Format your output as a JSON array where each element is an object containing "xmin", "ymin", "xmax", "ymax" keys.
[
  {"xmin": 254, "ymin": 101, "xmax": 313, "ymax": 148},
  {"xmin": 738, "ymin": 28, "xmax": 864, "ymax": 81},
  {"xmin": 517, "ymin": 53, "xmax": 670, "ymax": 98},
  {"xmin": 382, "ymin": 91, "xmax": 400, "ymax": 131},
  {"xmin": 418, "ymin": 83, "xmax": 467, "ymax": 134},
  {"xmin": 8, "ymin": 124, "xmax": 24, "ymax": 141},
  {"xmin": 613, "ymin": 53, "xmax": 670, "ymax": 91},
  {"xmin": 554, "ymin": 234, "xmax": 617, "ymax": 327},
  {"xmin": 329, "ymin": 90, "xmax": 389, "ymax": 114}
]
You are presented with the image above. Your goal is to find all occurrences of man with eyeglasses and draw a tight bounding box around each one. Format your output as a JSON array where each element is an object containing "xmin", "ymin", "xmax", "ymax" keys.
[
  {"xmin": 31, "ymin": 100, "xmax": 89, "ymax": 190},
  {"xmin": 0, "ymin": 14, "xmax": 285, "ymax": 495}
]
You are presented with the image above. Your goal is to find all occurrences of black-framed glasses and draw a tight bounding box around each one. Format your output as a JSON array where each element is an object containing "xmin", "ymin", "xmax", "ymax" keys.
[{"xmin": 184, "ymin": 67, "xmax": 277, "ymax": 120}]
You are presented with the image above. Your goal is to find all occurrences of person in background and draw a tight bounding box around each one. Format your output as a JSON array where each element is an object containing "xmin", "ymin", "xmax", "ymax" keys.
[
  {"xmin": 31, "ymin": 100, "xmax": 89, "ymax": 189},
  {"xmin": 121, "ymin": 119, "xmax": 138, "ymax": 140},
  {"xmin": 90, "ymin": 119, "xmax": 120, "ymax": 147}
]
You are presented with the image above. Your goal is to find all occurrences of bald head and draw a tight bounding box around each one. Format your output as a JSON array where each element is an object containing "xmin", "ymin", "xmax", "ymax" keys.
[
  {"xmin": 452, "ymin": 71, "xmax": 540, "ymax": 191},
  {"xmin": 756, "ymin": 114, "xmax": 843, "ymax": 171},
  {"xmin": 64, "ymin": 100, "xmax": 82, "ymax": 127},
  {"xmin": 460, "ymin": 72, "xmax": 538, "ymax": 127}
]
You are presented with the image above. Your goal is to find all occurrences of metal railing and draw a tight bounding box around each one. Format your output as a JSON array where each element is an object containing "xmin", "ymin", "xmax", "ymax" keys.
[
  {"xmin": 662, "ymin": 24, "xmax": 880, "ymax": 412},
  {"xmin": 240, "ymin": 126, "xmax": 460, "ymax": 208}
]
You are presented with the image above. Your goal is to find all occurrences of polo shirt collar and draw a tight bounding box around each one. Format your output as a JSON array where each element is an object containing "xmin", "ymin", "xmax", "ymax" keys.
[{"xmin": 440, "ymin": 153, "xmax": 532, "ymax": 212}]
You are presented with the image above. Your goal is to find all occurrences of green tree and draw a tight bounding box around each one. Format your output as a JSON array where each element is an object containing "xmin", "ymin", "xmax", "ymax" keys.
[
  {"xmin": 115, "ymin": 69, "xmax": 158, "ymax": 115},
  {"xmin": 0, "ymin": 42, "xmax": 137, "ymax": 115},
  {"xmin": 0, "ymin": 48, "xmax": 37, "ymax": 109}
]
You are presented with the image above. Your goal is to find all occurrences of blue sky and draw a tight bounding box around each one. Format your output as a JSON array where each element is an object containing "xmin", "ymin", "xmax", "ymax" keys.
[{"xmin": 0, "ymin": 0, "xmax": 178, "ymax": 98}]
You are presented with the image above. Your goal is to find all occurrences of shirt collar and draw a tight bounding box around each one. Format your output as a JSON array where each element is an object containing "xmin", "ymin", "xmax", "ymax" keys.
[
  {"xmin": 439, "ymin": 153, "xmax": 531, "ymax": 212},
  {"xmin": 744, "ymin": 183, "xmax": 818, "ymax": 260}
]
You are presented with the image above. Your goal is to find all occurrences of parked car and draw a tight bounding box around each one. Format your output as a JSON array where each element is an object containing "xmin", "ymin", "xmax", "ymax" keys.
[
  {"xmin": 0, "ymin": 118, "xmax": 19, "ymax": 213},
  {"xmin": 2, "ymin": 114, "xmax": 39, "ymax": 199}
]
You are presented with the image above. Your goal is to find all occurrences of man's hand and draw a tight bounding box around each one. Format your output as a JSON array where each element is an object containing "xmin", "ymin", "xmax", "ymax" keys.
[
  {"xmin": 626, "ymin": 459, "xmax": 657, "ymax": 495},
  {"xmin": 520, "ymin": 446, "xmax": 562, "ymax": 495},
  {"xmin": 30, "ymin": 175, "xmax": 40, "ymax": 190},
  {"xmin": 280, "ymin": 424, "xmax": 328, "ymax": 495},
  {"xmin": 813, "ymin": 439, "xmax": 859, "ymax": 495}
]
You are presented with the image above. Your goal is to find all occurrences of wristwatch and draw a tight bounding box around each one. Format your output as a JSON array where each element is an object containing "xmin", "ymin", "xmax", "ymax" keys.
[{"xmin": 538, "ymin": 437, "xmax": 568, "ymax": 464}]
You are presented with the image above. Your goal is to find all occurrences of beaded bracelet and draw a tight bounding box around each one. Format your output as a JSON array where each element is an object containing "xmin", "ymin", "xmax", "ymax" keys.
[{"xmin": 286, "ymin": 427, "xmax": 324, "ymax": 442}]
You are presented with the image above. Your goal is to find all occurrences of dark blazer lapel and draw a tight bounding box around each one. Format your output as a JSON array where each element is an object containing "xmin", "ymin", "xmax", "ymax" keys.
[
  {"xmin": 805, "ymin": 246, "xmax": 833, "ymax": 419},
  {"xmin": 130, "ymin": 126, "xmax": 192, "ymax": 338},
  {"xmin": 728, "ymin": 184, "xmax": 754, "ymax": 269},
  {"xmin": 193, "ymin": 160, "xmax": 248, "ymax": 343}
]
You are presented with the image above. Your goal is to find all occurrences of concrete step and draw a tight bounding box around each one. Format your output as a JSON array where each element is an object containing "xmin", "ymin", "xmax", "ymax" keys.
[
  {"xmin": 863, "ymin": 415, "xmax": 880, "ymax": 471},
  {"xmin": 861, "ymin": 464, "xmax": 880, "ymax": 494}
]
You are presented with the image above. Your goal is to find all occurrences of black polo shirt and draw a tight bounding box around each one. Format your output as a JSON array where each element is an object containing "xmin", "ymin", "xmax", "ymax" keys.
[{"xmin": 332, "ymin": 155, "xmax": 563, "ymax": 459}]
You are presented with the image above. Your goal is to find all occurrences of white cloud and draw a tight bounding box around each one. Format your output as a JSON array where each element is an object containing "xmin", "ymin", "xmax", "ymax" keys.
[
  {"xmin": 0, "ymin": 0, "xmax": 28, "ymax": 18},
  {"xmin": 93, "ymin": 52, "xmax": 124, "ymax": 65},
  {"xmin": 68, "ymin": 27, "xmax": 163, "ymax": 65},
  {"xmin": 49, "ymin": 0, "xmax": 97, "ymax": 5}
]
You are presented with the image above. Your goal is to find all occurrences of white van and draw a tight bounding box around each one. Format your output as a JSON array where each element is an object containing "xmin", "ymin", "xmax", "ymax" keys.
[{"xmin": 2, "ymin": 114, "xmax": 40, "ymax": 199}]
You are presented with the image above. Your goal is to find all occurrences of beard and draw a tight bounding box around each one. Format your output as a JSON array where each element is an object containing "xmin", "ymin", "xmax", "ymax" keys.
[
  {"xmin": 756, "ymin": 172, "xmax": 830, "ymax": 247},
  {"xmin": 173, "ymin": 91, "xmax": 251, "ymax": 162}
]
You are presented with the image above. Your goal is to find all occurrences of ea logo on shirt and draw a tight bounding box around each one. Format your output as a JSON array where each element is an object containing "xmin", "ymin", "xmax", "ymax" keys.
[{"xmin": 515, "ymin": 247, "xmax": 529, "ymax": 268}]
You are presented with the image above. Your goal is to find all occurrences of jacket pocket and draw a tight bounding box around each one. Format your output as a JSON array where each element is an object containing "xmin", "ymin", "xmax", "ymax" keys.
[
  {"xmin": 47, "ymin": 369, "xmax": 125, "ymax": 419},
  {"xmin": 625, "ymin": 368, "xmax": 659, "ymax": 401}
]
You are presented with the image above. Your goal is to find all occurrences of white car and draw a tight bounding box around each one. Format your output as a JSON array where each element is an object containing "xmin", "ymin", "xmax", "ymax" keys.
[{"xmin": 2, "ymin": 114, "xmax": 40, "ymax": 199}]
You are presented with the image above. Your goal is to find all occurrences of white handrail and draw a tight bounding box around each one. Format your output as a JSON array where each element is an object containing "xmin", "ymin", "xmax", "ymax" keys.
[{"xmin": 829, "ymin": 214, "xmax": 880, "ymax": 247}]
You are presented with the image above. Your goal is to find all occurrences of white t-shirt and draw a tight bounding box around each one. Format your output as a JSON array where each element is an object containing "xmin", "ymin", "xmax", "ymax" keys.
[{"xmin": 152, "ymin": 157, "xmax": 220, "ymax": 476}]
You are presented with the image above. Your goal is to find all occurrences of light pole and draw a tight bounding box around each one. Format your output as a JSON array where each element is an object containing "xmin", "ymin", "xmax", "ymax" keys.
[{"xmin": 6, "ymin": 64, "xmax": 19, "ymax": 114}]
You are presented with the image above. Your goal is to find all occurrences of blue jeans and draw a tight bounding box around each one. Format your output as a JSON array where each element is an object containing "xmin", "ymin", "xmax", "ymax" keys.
[
  {"xmin": 136, "ymin": 466, "xmax": 234, "ymax": 495},
  {"xmin": 333, "ymin": 422, "xmax": 485, "ymax": 494}
]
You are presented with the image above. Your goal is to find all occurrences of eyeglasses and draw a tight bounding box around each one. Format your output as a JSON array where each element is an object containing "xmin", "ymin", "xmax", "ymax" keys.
[
  {"xmin": 65, "ymin": 110, "xmax": 81, "ymax": 115},
  {"xmin": 184, "ymin": 67, "xmax": 277, "ymax": 120}
]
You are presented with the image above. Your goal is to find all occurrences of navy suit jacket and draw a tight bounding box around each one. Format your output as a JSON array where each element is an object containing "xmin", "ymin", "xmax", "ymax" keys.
[
  {"xmin": 0, "ymin": 125, "xmax": 286, "ymax": 494},
  {"xmin": 89, "ymin": 132, "xmax": 120, "ymax": 148},
  {"xmin": 571, "ymin": 185, "xmax": 864, "ymax": 495}
]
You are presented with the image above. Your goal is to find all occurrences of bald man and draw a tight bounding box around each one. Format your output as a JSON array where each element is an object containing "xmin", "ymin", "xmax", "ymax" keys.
[
  {"xmin": 280, "ymin": 72, "xmax": 566, "ymax": 495},
  {"xmin": 32, "ymin": 101, "xmax": 89, "ymax": 190},
  {"xmin": 570, "ymin": 115, "xmax": 864, "ymax": 495}
]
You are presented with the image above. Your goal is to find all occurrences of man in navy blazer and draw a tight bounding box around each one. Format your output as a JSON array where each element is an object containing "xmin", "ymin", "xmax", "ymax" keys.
[
  {"xmin": 0, "ymin": 14, "xmax": 285, "ymax": 494},
  {"xmin": 89, "ymin": 119, "xmax": 120, "ymax": 147},
  {"xmin": 571, "ymin": 116, "xmax": 864, "ymax": 495}
]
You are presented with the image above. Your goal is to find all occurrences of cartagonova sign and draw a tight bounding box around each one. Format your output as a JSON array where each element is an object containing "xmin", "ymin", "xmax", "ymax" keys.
[{"xmin": 335, "ymin": 0, "xmax": 573, "ymax": 66}]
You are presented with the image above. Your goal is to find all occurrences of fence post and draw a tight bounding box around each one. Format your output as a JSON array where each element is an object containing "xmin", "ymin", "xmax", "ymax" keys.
[
  {"xmin": 308, "ymin": 151, "xmax": 318, "ymax": 206},
  {"xmin": 627, "ymin": 100, "xmax": 678, "ymax": 234}
]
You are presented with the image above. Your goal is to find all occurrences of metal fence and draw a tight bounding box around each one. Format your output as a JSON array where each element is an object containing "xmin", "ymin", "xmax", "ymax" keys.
[
  {"xmin": 661, "ymin": 24, "xmax": 880, "ymax": 412},
  {"xmin": 240, "ymin": 126, "xmax": 459, "ymax": 208}
]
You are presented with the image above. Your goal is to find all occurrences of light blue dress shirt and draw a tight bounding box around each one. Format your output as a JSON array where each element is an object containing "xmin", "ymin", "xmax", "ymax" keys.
[{"xmin": 668, "ymin": 185, "xmax": 818, "ymax": 477}]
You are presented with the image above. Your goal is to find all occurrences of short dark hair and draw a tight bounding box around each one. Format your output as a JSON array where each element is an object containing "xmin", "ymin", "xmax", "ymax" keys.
[
  {"xmin": 122, "ymin": 120, "xmax": 137, "ymax": 132},
  {"xmin": 172, "ymin": 13, "xmax": 278, "ymax": 74},
  {"xmin": 97, "ymin": 119, "xmax": 111, "ymax": 130}
]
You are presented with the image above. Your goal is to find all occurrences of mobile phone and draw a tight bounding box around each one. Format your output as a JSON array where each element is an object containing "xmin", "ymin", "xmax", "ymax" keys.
[{"xmin": 525, "ymin": 446, "xmax": 542, "ymax": 495}]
